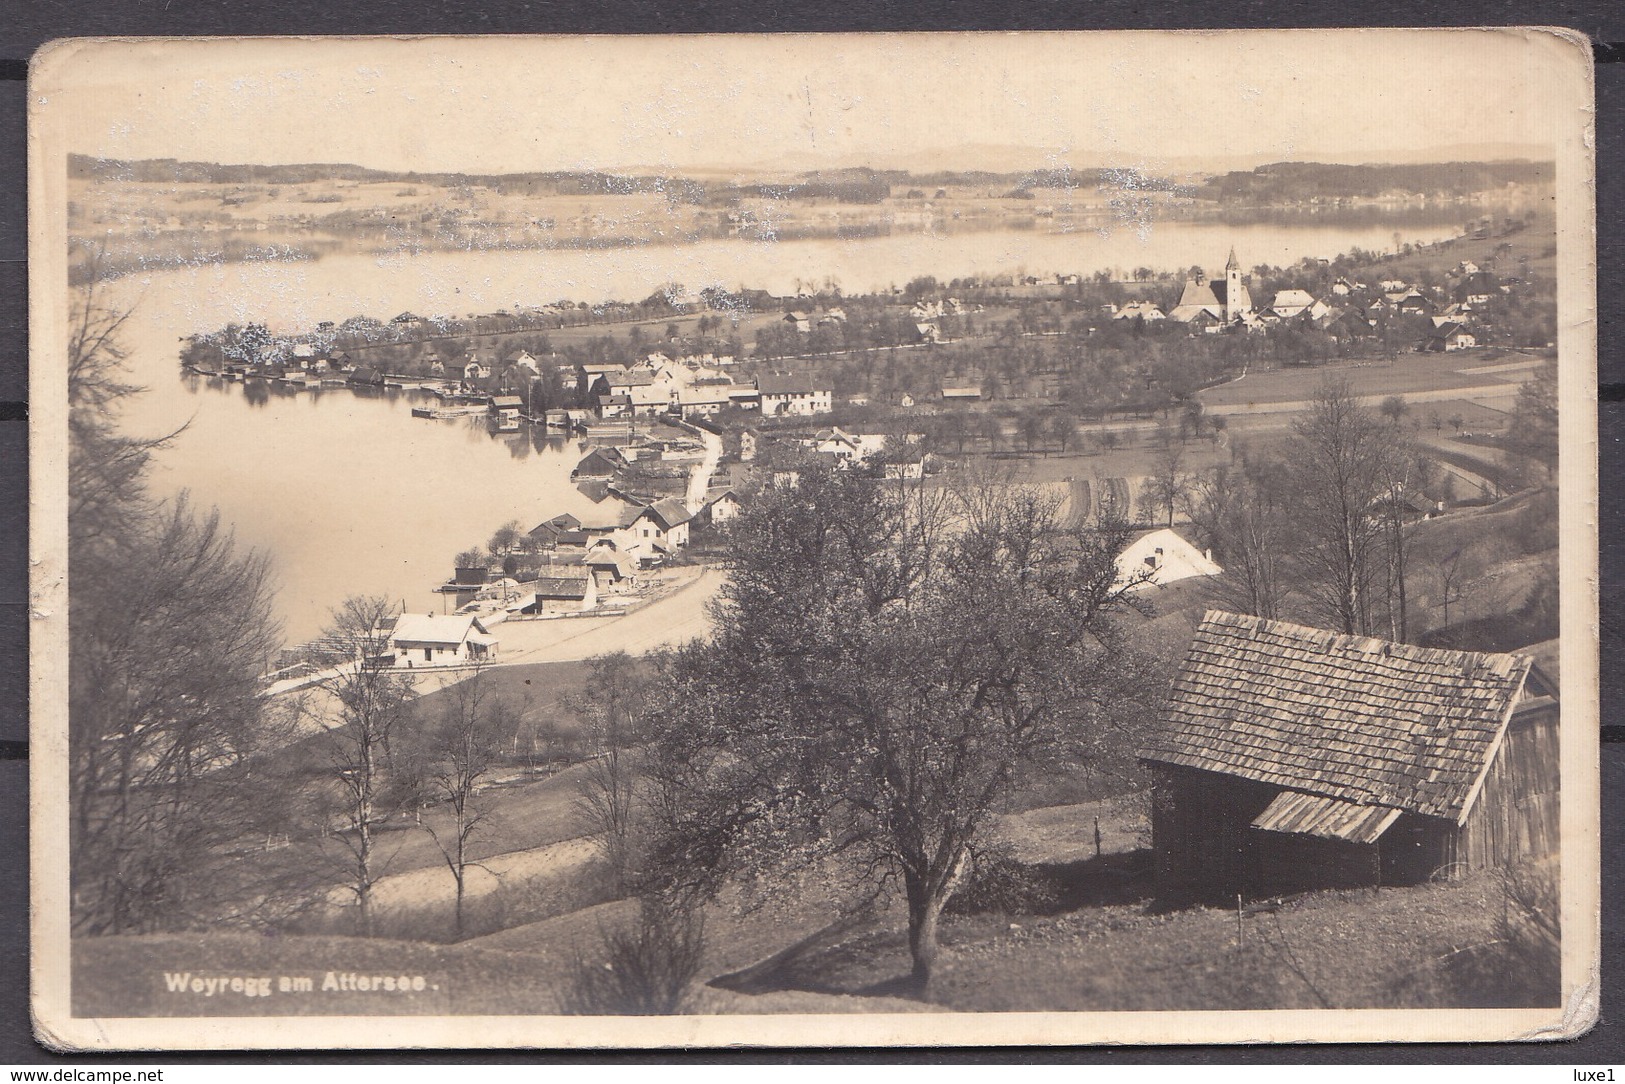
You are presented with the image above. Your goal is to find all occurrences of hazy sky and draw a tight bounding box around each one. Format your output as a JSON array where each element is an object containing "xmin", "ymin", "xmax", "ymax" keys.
[{"xmin": 36, "ymin": 30, "xmax": 1578, "ymax": 174}]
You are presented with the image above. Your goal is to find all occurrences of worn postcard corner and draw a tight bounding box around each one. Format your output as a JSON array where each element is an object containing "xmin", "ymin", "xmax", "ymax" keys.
[{"xmin": 29, "ymin": 28, "xmax": 1597, "ymax": 1050}]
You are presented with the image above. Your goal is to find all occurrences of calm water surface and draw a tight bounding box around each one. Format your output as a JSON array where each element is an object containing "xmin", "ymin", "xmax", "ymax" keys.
[{"xmin": 102, "ymin": 219, "xmax": 1462, "ymax": 642}]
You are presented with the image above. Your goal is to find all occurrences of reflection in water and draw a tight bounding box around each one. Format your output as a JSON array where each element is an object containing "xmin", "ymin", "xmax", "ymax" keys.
[
  {"xmin": 529, "ymin": 425, "xmax": 557, "ymax": 457},
  {"xmin": 242, "ymin": 379, "xmax": 270, "ymax": 408}
]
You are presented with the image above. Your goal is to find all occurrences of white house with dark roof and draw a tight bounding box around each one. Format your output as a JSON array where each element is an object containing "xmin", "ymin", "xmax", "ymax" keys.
[
  {"xmin": 1426, "ymin": 323, "xmax": 1479, "ymax": 352},
  {"xmin": 701, "ymin": 489, "xmax": 747, "ymax": 527},
  {"xmin": 806, "ymin": 427, "xmax": 889, "ymax": 462},
  {"xmin": 624, "ymin": 498, "xmax": 692, "ymax": 552},
  {"xmin": 577, "ymin": 361, "xmax": 627, "ymax": 395},
  {"xmin": 489, "ymin": 395, "xmax": 524, "ymax": 423},
  {"xmin": 385, "ymin": 613, "xmax": 499, "ymax": 668},
  {"xmin": 595, "ymin": 371, "xmax": 675, "ymax": 416},
  {"xmin": 757, "ymin": 373, "xmax": 832, "ymax": 417},
  {"xmin": 677, "ymin": 384, "xmax": 751, "ymax": 418},
  {"xmin": 582, "ymin": 545, "xmax": 636, "ymax": 590}
]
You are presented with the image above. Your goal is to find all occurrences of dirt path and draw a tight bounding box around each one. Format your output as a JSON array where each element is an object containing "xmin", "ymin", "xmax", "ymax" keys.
[
  {"xmin": 687, "ymin": 424, "xmax": 724, "ymax": 512},
  {"xmin": 490, "ymin": 566, "xmax": 721, "ymax": 666}
]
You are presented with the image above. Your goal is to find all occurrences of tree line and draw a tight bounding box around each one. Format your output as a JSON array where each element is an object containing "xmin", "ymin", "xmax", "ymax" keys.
[{"xmin": 1178, "ymin": 370, "xmax": 1557, "ymax": 643}]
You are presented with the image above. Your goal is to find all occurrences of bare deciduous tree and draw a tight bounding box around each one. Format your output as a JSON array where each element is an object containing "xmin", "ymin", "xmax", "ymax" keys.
[
  {"xmin": 570, "ymin": 652, "xmax": 651, "ymax": 894},
  {"xmin": 1287, "ymin": 381, "xmax": 1400, "ymax": 635},
  {"xmin": 68, "ymin": 267, "xmax": 290, "ymax": 934},
  {"xmin": 417, "ymin": 664, "xmax": 514, "ymax": 937},
  {"xmin": 71, "ymin": 499, "xmax": 289, "ymax": 933},
  {"xmin": 645, "ymin": 462, "xmax": 1153, "ymax": 994},
  {"xmin": 308, "ymin": 596, "xmax": 417, "ymax": 936},
  {"xmin": 1137, "ymin": 442, "xmax": 1190, "ymax": 528},
  {"xmin": 1186, "ymin": 456, "xmax": 1291, "ymax": 622}
]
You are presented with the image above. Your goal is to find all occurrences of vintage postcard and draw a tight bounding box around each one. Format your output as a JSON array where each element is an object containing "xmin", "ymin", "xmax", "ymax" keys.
[{"xmin": 28, "ymin": 30, "xmax": 1598, "ymax": 1049}]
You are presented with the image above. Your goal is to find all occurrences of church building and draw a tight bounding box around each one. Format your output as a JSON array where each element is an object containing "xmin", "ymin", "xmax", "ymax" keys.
[{"xmin": 1168, "ymin": 249, "xmax": 1253, "ymax": 328}]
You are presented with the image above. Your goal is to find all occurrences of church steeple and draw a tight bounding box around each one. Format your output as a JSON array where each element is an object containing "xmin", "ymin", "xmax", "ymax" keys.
[{"xmin": 1224, "ymin": 247, "xmax": 1247, "ymax": 323}]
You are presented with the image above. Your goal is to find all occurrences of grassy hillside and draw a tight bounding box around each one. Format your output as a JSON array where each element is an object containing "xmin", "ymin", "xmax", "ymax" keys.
[{"xmin": 75, "ymin": 854, "xmax": 1554, "ymax": 1016}]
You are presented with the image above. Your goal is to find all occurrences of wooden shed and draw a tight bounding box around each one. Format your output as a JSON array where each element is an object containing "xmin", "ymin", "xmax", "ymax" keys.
[{"xmin": 1140, "ymin": 611, "xmax": 1558, "ymax": 903}]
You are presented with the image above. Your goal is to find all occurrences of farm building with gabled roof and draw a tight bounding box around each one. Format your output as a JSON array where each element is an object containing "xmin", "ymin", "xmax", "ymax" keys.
[
  {"xmin": 572, "ymin": 447, "xmax": 628, "ymax": 481},
  {"xmin": 521, "ymin": 574, "xmax": 599, "ymax": 615},
  {"xmin": 1115, "ymin": 527, "xmax": 1222, "ymax": 590},
  {"xmin": 1140, "ymin": 610, "xmax": 1558, "ymax": 901}
]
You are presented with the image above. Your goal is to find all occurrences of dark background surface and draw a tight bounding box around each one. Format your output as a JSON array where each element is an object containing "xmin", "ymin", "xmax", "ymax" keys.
[{"xmin": 0, "ymin": 0, "xmax": 1619, "ymax": 1065}]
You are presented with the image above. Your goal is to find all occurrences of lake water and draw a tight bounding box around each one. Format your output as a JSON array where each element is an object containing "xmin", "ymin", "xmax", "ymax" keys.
[{"xmin": 101, "ymin": 217, "xmax": 1462, "ymax": 643}]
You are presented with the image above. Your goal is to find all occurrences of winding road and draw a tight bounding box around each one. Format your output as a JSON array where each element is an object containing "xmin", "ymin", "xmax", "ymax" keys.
[{"xmin": 685, "ymin": 421, "xmax": 725, "ymax": 512}]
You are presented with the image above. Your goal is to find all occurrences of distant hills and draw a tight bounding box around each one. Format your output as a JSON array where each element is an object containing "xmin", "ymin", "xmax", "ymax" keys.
[
  {"xmin": 67, "ymin": 155, "xmax": 680, "ymax": 193},
  {"xmin": 69, "ymin": 151, "xmax": 1553, "ymax": 205},
  {"xmin": 745, "ymin": 141, "xmax": 1554, "ymax": 178},
  {"xmin": 1195, "ymin": 160, "xmax": 1554, "ymax": 203}
]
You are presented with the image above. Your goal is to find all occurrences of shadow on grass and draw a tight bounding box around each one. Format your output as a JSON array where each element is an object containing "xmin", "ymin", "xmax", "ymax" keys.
[
  {"xmin": 716, "ymin": 850, "xmax": 1159, "ymax": 1003},
  {"xmin": 946, "ymin": 848, "xmax": 1156, "ymax": 917}
]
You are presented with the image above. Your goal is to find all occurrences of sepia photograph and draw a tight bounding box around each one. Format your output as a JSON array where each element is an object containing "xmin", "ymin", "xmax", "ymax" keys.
[{"xmin": 27, "ymin": 29, "xmax": 1598, "ymax": 1049}]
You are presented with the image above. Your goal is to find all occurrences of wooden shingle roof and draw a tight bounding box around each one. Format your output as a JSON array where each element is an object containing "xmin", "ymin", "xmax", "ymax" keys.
[
  {"xmin": 1142, "ymin": 610, "xmax": 1533, "ymax": 823},
  {"xmin": 533, "ymin": 576, "xmax": 592, "ymax": 600}
]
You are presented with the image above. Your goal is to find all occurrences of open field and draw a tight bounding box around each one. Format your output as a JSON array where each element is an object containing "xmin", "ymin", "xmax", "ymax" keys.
[
  {"xmin": 327, "ymin": 756, "xmax": 597, "ymax": 886},
  {"xmin": 534, "ymin": 310, "xmax": 779, "ymax": 348},
  {"xmin": 1198, "ymin": 350, "xmax": 1540, "ymax": 412},
  {"xmin": 1002, "ymin": 437, "xmax": 1237, "ymax": 487}
]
